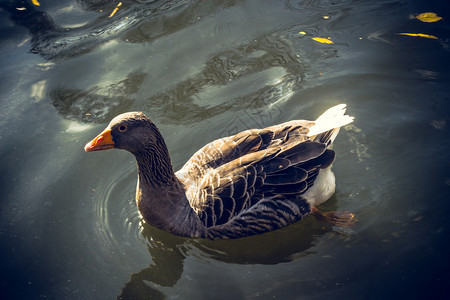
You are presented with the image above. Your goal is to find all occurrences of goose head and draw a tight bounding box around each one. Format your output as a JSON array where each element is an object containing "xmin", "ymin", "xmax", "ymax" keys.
[{"xmin": 84, "ymin": 112, "xmax": 162, "ymax": 155}]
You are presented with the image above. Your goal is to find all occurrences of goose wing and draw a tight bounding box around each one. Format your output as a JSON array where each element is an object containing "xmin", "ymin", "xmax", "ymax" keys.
[
  {"xmin": 176, "ymin": 120, "xmax": 314, "ymax": 183},
  {"xmin": 177, "ymin": 122, "xmax": 336, "ymax": 230},
  {"xmin": 177, "ymin": 129, "xmax": 275, "ymax": 180}
]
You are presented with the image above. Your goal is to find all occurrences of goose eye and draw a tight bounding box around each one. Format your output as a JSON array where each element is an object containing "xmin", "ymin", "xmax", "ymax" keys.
[{"xmin": 118, "ymin": 125, "xmax": 127, "ymax": 132}]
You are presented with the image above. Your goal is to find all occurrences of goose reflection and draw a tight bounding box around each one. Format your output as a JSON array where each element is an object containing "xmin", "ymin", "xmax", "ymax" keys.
[
  {"xmin": 117, "ymin": 196, "xmax": 345, "ymax": 299},
  {"xmin": 119, "ymin": 224, "xmax": 187, "ymax": 300},
  {"xmin": 0, "ymin": 0, "xmax": 238, "ymax": 61}
]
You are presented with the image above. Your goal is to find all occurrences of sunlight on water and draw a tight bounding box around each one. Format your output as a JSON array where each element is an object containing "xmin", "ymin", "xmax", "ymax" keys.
[{"xmin": 64, "ymin": 120, "xmax": 92, "ymax": 133}]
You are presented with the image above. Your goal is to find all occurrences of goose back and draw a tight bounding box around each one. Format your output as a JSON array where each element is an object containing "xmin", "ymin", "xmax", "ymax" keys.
[{"xmin": 175, "ymin": 120, "xmax": 336, "ymax": 235}]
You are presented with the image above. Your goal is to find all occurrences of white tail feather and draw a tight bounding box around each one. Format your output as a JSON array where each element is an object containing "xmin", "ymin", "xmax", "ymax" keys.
[{"xmin": 307, "ymin": 104, "xmax": 354, "ymax": 139}]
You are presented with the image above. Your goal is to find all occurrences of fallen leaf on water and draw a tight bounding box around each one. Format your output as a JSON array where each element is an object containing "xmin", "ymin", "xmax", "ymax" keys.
[
  {"xmin": 311, "ymin": 37, "xmax": 334, "ymax": 44},
  {"xmin": 415, "ymin": 12, "xmax": 442, "ymax": 23},
  {"xmin": 398, "ymin": 33, "xmax": 438, "ymax": 39},
  {"xmin": 109, "ymin": 2, "xmax": 123, "ymax": 18},
  {"xmin": 32, "ymin": 0, "xmax": 40, "ymax": 5}
]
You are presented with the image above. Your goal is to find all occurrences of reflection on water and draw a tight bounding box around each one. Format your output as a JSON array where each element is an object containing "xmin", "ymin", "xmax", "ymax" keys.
[
  {"xmin": 119, "ymin": 225, "xmax": 186, "ymax": 300},
  {"xmin": 50, "ymin": 70, "xmax": 146, "ymax": 123},
  {"xmin": 118, "ymin": 218, "xmax": 327, "ymax": 299},
  {"xmin": 1, "ymin": 0, "xmax": 449, "ymax": 299},
  {"xmin": 0, "ymin": 0, "xmax": 236, "ymax": 61},
  {"xmin": 145, "ymin": 32, "xmax": 303, "ymax": 126}
]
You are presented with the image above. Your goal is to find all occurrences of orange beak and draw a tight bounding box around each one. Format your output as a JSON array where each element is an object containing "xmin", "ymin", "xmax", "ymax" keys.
[{"xmin": 84, "ymin": 128, "xmax": 115, "ymax": 152}]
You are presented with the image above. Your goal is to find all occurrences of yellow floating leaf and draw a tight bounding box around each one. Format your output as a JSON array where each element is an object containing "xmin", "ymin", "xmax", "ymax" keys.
[
  {"xmin": 109, "ymin": 2, "xmax": 123, "ymax": 18},
  {"xmin": 32, "ymin": 0, "xmax": 40, "ymax": 6},
  {"xmin": 415, "ymin": 12, "xmax": 442, "ymax": 23},
  {"xmin": 398, "ymin": 33, "xmax": 438, "ymax": 39},
  {"xmin": 311, "ymin": 37, "xmax": 334, "ymax": 44},
  {"xmin": 299, "ymin": 31, "xmax": 307, "ymax": 35}
]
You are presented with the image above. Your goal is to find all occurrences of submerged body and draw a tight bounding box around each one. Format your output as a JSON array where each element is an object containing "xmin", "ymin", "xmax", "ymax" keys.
[{"xmin": 85, "ymin": 104, "xmax": 354, "ymax": 239}]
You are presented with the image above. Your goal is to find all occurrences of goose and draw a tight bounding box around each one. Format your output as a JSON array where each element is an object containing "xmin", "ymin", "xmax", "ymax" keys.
[{"xmin": 85, "ymin": 104, "xmax": 355, "ymax": 239}]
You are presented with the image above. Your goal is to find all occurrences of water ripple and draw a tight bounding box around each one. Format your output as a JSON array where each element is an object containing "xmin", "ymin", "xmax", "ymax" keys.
[{"xmin": 92, "ymin": 164, "xmax": 144, "ymax": 256}]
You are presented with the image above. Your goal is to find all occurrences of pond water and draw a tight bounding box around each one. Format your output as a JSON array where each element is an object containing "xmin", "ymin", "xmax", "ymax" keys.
[{"xmin": 1, "ymin": 0, "xmax": 449, "ymax": 299}]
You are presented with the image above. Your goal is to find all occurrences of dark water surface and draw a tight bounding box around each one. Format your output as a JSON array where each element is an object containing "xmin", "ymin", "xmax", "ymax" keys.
[{"xmin": 1, "ymin": 0, "xmax": 449, "ymax": 299}]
